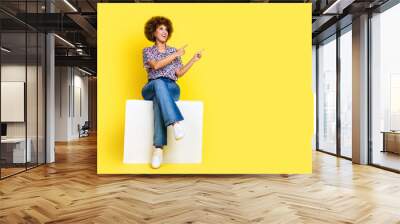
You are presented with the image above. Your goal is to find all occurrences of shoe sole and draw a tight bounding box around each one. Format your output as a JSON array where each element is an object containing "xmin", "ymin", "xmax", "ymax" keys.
[
  {"xmin": 175, "ymin": 135, "xmax": 184, "ymax": 141},
  {"xmin": 151, "ymin": 164, "xmax": 161, "ymax": 169},
  {"xmin": 175, "ymin": 132, "xmax": 185, "ymax": 140}
]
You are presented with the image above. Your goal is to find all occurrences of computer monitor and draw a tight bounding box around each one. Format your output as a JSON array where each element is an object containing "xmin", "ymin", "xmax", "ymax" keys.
[{"xmin": 1, "ymin": 123, "xmax": 7, "ymax": 137}]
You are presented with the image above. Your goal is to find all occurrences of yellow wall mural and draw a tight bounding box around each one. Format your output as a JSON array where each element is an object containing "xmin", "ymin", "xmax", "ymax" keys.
[{"xmin": 97, "ymin": 3, "xmax": 313, "ymax": 174}]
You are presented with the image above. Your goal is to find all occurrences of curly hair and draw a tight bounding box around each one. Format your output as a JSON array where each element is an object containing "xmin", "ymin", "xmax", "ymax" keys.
[{"xmin": 144, "ymin": 16, "xmax": 173, "ymax": 42}]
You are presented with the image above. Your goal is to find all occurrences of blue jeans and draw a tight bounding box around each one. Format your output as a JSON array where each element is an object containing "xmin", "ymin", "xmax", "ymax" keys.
[{"xmin": 142, "ymin": 77, "xmax": 184, "ymax": 148}]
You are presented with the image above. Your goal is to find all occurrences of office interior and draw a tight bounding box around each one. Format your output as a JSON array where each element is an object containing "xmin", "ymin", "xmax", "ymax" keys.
[
  {"xmin": 0, "ymin": 0, "xmax": 97, "ymax": 179},
  {"xmin": 1, "ymin": 0, "xmax": 400, "ymax": 222},
  {"xmin": 0, "ymin": 0, "xmax": 399, "ymax": 180},
  {"xmin": 314, "ymin": 0, "xmax": 400, "ymax": 172}
]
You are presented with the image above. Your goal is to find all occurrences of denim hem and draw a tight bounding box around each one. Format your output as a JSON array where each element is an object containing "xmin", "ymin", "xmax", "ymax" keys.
[
  {"xmin": 154, "ymin": 145, "xmax": 164, "ymax": 149},
  {"xmin": 164, "ymin": 117, "xmax": 184, "ymax": 127}
]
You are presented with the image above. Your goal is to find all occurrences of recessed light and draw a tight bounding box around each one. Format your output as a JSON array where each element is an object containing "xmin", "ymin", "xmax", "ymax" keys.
[
  {"xmin": 77, "ymin": 67, "xmax": 93, "ymax": 76},
  {"xmin": 54, "ymin": 34, "xmax": 75, "ymax": 48},
  {"xmin": 1, "ymin": 47, "xmax": 11, "ymax": 53},
  {"xmin": 322, "ymin": 0, "xmax": 355, "ymax": 15},
  {"xmin": 63, "ymin": 0, "xmax": 78, "ymax": 12}
]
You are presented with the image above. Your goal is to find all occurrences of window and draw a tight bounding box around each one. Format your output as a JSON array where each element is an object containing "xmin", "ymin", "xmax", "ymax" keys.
[
  {"xmin": 339, "ymin": 28, "xmax": 352, "ymax": 158},
  {"xmin": 317, "ymin": 35, "xmax": 337, "ymax": 154},
  {"xmin": 370, "ymin": 3, "xmax": 400, "ymax": 171}
]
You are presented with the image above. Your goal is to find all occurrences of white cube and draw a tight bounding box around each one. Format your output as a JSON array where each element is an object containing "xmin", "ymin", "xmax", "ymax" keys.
[{"xmin": 123, "ymin": 100, "xmax": 203, "ymax": 164}]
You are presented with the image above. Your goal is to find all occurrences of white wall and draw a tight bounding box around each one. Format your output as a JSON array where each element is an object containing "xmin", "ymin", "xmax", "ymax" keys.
[
  {"xmin": 55, "ymin": 67, "xmax": 89, "ymax": 141},
  {"xmin": 1, "ymin": 63, "xmax": 46, "ymax": 164},
  {"xmin": 55, "ymin": 66, "xmax": 70, "ymax": 141},
  {"xmin": 1, "ymin": 65, "xmax": 39, "ymax": 138},
  {"xmin": 72, "ymin": 72, "xmax": 89, "ymax": 138}
]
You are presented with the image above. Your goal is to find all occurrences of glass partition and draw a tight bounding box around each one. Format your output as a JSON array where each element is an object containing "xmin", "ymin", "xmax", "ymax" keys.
[
  {"xmin": 317, "ymin": 35, "xmax": 337, "ymax": 154},
  {"xmin": 371, "ymin": 4, "xmax": 400, "ymax": 171},
  {"xmin": 0, "ymin": 1, "xmax": 46, "ymax": 179},
  {"xmin": 339, "ymin": 27, "xmax": 352, "ymax": 158},
  {"xmin": 1, "ymin": 30, "xmax": 28, "ymax": 177}
]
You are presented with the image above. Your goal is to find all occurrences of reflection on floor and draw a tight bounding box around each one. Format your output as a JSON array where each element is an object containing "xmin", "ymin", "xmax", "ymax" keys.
[
  {"xmin": 373, "ymin": 150, "xmax": 400, "ymax": 171},
  {"xmin": 0, "ymin": 162, "xmax": 43, "ymax": 178},
  {"xmin": 1, "ymin": 167, "xmax": 25, "ymax": 177},
  {"xmin": 0, "ymin": 134, "xmax": 400, "ymax": 223},
  {"xmin": 340, "ymin": 147, "xmax": 352, "ymax": 158}
]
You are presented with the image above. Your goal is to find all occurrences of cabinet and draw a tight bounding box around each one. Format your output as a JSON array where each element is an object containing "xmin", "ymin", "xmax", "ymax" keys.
[{"xmin": 382, "ymin": 132, "xmax": 400, "ymax": 154}]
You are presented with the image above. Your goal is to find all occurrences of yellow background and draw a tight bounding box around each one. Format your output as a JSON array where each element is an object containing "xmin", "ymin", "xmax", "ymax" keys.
[{"xmin": 98, "ymin": 3, "xmax": 313, "ymax": 174}]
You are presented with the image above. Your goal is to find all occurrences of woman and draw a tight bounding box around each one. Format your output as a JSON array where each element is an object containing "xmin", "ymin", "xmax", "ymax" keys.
[{"xmin": 141, "ymin": 16, "xmax": 203, "ymax": 169}]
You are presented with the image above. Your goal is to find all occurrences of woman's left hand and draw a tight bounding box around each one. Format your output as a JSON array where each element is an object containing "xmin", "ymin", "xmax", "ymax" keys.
[
  {"xmin": 192, "ymin": 49, "xmax": 204, "ymax": 62},
  {"xmin": 176, "ymin": 49, "xmax": 204, "ymax": 77}
]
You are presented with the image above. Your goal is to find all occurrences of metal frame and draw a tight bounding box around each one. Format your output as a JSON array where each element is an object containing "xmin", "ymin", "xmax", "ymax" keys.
[
  {"xmin": 336, "ymin": 28, "xmax": 341, "ymax": 157},
  {"xmin": 315, "ymin": 23, "xmax": 353, "ymax": 162},
  {"xmin": 315, "ymin": 44, "xmax": 319, "ymax": 151},
  {"xmin": 367, "ymin": 10, "xmax": 373, "ymax": 166},
  {"xmin": 25, "ymin": 2, "xmax": 28, "ymax": 172},
  {"xmin": 316, "ymin": 32, "xmax": 337, "ymax": 156},
  {"xmin": 0, "ymin": 0, "xmax": 47, "ymax": 180},
  {"xmin": 0, "ymin": 16, "xmax": 2, "ymax": 179}
]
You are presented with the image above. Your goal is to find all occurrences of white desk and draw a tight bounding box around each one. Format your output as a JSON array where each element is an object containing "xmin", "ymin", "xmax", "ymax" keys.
[{"xmin": 1, "ymin": 138, "xmax": 32, "ymax": 163}]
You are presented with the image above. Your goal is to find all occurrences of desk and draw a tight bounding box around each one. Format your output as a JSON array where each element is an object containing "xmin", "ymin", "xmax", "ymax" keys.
[
  {"xmin": 381, "ymin": 131, "xmax": 400, "ymax": 154},
  {"xmin": 1, "ymin": 138, "xmax": 32, "ymax": 163}
]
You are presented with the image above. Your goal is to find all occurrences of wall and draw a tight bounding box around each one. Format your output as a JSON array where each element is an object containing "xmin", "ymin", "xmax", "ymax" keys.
[
  {"xmin": 1, "ymin": 64, "xmax": 40, "ymax": 138},
  {"xmin": 98, "ymin": 3, "xmax": 313, "ymax": 174},
  {"xmin": 55, "ymin": 67, "xmax": 89, "ymax": 141}
]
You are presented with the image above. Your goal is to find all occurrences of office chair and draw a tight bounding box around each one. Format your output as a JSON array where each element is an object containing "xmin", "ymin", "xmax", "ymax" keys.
[{"xmin": 78, "ymin": 121, "xmax": 90, "ymax": 138}]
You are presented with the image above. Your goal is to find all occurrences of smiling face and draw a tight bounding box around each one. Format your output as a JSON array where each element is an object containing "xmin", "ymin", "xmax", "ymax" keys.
[{"xmin": 153, "ymin": 24, "xmax": 169, "ymax": 43}]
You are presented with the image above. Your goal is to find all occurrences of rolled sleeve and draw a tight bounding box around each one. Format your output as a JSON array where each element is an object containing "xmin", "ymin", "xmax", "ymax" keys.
[
  {"xmin": 143, "ymin": 48, "xmax": 155, "ymax": 70},
  {"xmin": 175, "ymin": 56, "xmax": 183, "ymax": 69}
]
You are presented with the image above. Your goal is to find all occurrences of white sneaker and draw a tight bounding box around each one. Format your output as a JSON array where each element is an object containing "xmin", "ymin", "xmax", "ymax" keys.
[
  {"xmin": 173, "ymin": 121, "xmax": 185, "ymax": 140},
  {"xmin": 151, "ymin": 147, "xmax": 163, "ymax": 169}
]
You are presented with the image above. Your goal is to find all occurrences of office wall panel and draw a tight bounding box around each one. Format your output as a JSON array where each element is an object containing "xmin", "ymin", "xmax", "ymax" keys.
[{"xmin": 1, "ymin": 82, "xmax": 24, "ymax": 122}]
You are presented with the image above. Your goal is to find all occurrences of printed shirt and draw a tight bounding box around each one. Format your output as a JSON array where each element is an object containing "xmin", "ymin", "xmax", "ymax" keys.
[{"xmin": 142, "ymin": 45, "xmax": 183, "ymax": 81}]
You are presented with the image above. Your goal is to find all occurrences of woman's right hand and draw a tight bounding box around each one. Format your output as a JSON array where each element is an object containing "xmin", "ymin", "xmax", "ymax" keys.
[{"xmin": 175, "ymin": 44, "xmax": 187, "ymax": 57}]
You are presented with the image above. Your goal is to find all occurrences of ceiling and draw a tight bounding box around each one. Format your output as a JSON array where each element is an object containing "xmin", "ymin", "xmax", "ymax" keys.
[{"xmin": 0, "ymin": 0, "xmax": 395, "ymax": 74}]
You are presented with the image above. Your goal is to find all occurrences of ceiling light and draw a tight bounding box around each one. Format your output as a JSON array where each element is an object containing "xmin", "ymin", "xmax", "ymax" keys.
[
  {"xmin": 1, "ymin": 47, "xmax": 11, "ymax": 53},
  {"xmin": 54, "ymin": 34, "xmax": 75, "ymax": 48},
  {"xmin": 77, "ymin": 67, "xmax": 93, "ymax": 76},
  {"xmin": 63, "ymin": 0, "xmax": 78, "ymax": 12},
  {"xmin": 322, "ymin": 0, "xmax": 355, "ymax": 15}
]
